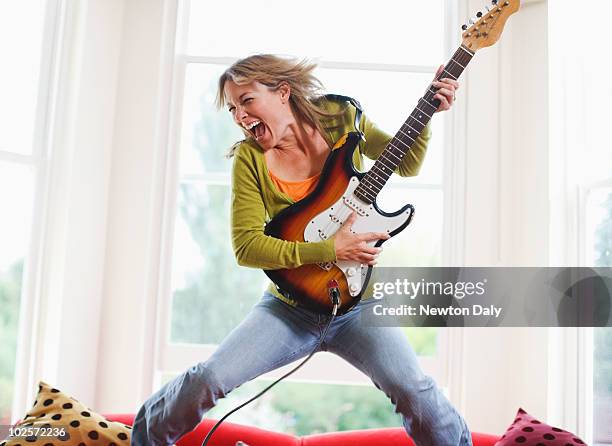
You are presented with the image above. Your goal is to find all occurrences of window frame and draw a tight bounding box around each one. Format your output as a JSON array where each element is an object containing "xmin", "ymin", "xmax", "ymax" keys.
[{"xmin": 154, "ymin": 0, "xmax": 462, "ymax": 399}]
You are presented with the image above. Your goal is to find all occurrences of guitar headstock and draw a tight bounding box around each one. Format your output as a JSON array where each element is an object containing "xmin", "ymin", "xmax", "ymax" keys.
[{"xmin": 461, "ymin": 0, "xmax": 520, "ymax": 52}]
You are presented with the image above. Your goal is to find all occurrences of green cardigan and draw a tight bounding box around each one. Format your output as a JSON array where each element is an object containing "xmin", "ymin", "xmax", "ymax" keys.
[{"xmin": 229, "ymin": 97, "xmax": 431, "ymax": 303}]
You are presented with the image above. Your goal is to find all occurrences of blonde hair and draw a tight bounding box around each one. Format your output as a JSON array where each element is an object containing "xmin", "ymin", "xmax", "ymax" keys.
[{"xmin": 217, "ymin": 54, "xmax": 343, "ymax": 157}]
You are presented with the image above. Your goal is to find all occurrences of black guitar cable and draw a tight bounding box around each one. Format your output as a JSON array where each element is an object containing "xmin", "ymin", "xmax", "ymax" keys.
[{"xmin": 200, "ymin": 280, "xmax": 342, "ymax": 446}]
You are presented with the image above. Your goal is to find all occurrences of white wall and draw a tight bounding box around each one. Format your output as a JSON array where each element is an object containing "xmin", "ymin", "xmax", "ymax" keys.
[
  {"xmin": 455, "ymin": 0, "xmax": 551, "ymax": 435},
  {"xmin": 24, "ymin": 0, "xmax": 570, "ymax": 437},
  {"xmin": 96, "ymin": 0, "xmax": 176, "ymax": 413}
]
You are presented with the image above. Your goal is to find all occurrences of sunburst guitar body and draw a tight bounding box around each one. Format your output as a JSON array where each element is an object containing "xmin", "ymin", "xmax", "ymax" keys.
[{"xmin": 264, "ymin": 132, "xmax": 414, "ymax": 315}]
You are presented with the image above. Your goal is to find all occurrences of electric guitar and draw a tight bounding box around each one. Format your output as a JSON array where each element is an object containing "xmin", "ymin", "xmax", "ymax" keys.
[{"xmin": 264, "ymin": 0, "xmax": 520, "ymax": 314}]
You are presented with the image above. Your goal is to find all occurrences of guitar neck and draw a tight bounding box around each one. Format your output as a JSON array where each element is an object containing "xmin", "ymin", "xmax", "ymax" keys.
[{"xmin": 354, "ymin": 45, "xmax": 475, "ymax": 204}]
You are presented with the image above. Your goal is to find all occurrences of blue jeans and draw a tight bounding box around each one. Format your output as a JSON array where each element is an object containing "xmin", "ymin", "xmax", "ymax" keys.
[{"xmin": 131, "ymin": 293, "xmax": 472, "ymax": 446}]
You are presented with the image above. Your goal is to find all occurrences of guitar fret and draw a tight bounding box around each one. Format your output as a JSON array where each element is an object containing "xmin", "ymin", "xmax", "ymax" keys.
[
  {"xmin": 392, "ymin": 137, "xmax": 411, "ymax": 150},
  {"xmin": 376, "ymin": 156, "xmax": 394, "ymax": 178},
  {"xmin": 392, "ymin": 141, "xmax": 409, "ymax": 157},
  {"xmin": 403, "ymin": 123, "xmax": 421, "ymax": 136},
  {"xmin": 449, "ymin": 57, "xmax": 465, "ymax": 69},
  {"xmin": 378, "ymin": 156, "xmax": 395, "ymax": 171},
  {"xmin": 458, "ymin": 45, "xmax": 474, "ymax": 57},
  {"xmin": 418, "ymin": 98, "xmax": 437, "ymax": 116},
  {"xmin": 385, "ymin": 147, "xmax": 402, "ymax": 162},
  {"xmin": 379, "ymin": 154, "xmax": 399, "ymax": 173},
  {"xmin": 361, "ymin": 177, "xmax": 379, "ymax": 192},
  {"xmin": 366, "ymin": 173, "xmax": 385, "ymax": 188},
  {"xmin": 359, "ymin": 176, "xmax": 377, "ymax": 190},
  {"xmin": 369, "ymin": 168, "xmax": 387, "ymax": 182},
  {"xmin": 442, "ymin": 69, "xmax": 457, "ymax": 80},
  {"xmin": 416, "ymin": 105, "xmax": 432, "ymax": 119},
  {"xmin": 372, "ymin": 164, "xmax": 391, "ymax": 180},
  {"xmin": 409, "ymin": 115, "xmax": 426, "ymax": 129},
  {"xmin": 397, "ymin": 130, "xmax": 416, "ymax": 146},
  {"xmin": 356, "ymin": 185, "xmax": 376, "ymax": 202},
  {"xmin": 419, "ymin": 102, "xmax": 437, "ymax": 117},
  {"xmin": 374, "ymin": 161, "xmax": 392, "ymax": 175},
  {"xmin": 411, "ymin": 110, "xmax": 429, "ymax": 124}
]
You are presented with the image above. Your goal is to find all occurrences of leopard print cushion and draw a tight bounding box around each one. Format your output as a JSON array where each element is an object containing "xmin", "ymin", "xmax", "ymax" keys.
[{"xmin": 0, "ymin": 381, "xmax": 131, "ymax": 445}]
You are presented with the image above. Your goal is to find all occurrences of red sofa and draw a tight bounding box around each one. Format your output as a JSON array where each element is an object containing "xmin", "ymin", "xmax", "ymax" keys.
[{"xmin": 107, "ymin": 414, "xmax": 500, "ymax": 446}]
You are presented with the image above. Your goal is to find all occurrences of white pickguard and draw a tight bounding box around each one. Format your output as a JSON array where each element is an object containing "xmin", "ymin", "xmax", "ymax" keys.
[{"xmin": 303, "ymin": 176, "xmax": 412, "ymax": 297}]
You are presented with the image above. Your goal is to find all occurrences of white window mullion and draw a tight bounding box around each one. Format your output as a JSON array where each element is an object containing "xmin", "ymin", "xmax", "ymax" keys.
[
  {"xmin": 152, "ymin": 15, "xmax": 188, "ymax": 394},
  {"xmin": 32, "ymin": 0, "xmax": 62, "ymax": 161},
  {"xmin": 183, "ymin": 55, "xmax": 439, "ymax": 76}
]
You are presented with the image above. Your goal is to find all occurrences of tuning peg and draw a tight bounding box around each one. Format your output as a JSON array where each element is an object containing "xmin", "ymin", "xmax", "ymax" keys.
[
  {"xmin": 492, "ymin": 0, "xmax": 498, "ymax": 4},
  {"xmin": 476, "ymin": 11, "xmax": 483, "ymax": 17},
  {"xmin": 462, "ymin": 24, "xmax": 468, "ymax": 30}
]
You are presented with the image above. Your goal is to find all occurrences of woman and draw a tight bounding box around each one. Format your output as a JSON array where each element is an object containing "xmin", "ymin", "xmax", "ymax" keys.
[{"xmin": 131, "ymin": 54, "xmax": 468, "ymax": 446}]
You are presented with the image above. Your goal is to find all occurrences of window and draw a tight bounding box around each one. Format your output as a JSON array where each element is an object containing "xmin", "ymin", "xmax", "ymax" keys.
[
  {"xmin": 157, "ymin": 0, "xmax": 456, "ymax": 431},
  {"xmin": 0, "ymin": 0, "xmax": 55, "ymax": 423}
]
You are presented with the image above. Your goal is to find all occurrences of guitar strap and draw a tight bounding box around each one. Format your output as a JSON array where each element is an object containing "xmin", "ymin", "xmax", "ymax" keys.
[{"xmin": 324, "ymin": 94, "xmax": 364, "ymax": 138}]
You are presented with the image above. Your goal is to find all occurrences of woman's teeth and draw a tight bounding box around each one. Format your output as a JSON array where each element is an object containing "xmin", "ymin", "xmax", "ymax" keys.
[{"xmin": 243, "ymin": 120, "xmax": 261, "ymax": 130}]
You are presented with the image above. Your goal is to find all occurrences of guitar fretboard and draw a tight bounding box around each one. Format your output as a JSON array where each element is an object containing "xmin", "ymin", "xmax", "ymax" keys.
[{"xmin": 354, "ymin": 45, "xmax": 475, "ymax": 204}]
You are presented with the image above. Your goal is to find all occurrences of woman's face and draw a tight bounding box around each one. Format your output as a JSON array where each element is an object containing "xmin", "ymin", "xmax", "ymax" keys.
[{"xmin": 224, "ymin": 80, "xmax": 292, "ymax": 149}]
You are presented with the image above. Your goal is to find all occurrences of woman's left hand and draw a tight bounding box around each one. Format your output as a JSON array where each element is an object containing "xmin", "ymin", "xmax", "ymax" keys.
[{"xmin": 432, "ymin": 64, "xmax": 460, "ymax": 113}]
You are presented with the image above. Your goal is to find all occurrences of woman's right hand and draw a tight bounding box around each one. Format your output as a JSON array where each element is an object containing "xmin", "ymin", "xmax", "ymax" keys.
[{"xmin": 333, "ymin": 212, "xmax": 390, "ymax": 265}]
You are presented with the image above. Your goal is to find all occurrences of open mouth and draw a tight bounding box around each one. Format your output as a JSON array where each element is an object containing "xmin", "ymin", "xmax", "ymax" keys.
[{"xmin": 243, "ymin": 120, "xmax": 266, "ymax": 141}]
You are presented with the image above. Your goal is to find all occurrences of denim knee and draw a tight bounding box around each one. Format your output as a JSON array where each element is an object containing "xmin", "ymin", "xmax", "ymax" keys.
[
  {"xmin": 169, "ymin": 361, "xmax": 228, "ymax": 425},
  {"xmin": 130, "ymin": 361, "xmax": 228, "ymax": 446}
]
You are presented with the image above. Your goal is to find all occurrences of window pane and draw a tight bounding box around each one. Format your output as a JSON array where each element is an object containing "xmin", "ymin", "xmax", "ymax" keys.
[
  {"xmin": 0, "ymin": 1, "xmax": 47, "ymax": 154},
  {"xmin": 161, "ymin": 374, "xmax": 402, "ymax": 434},
  {"xmin": 0, "ymin": 162, "xmax": 35, "ymax": 423},
  {"xmin": 186, "ymin": 0, "xmax": 444, "ymax": 67},
  {"xmin": 169, "ymin": 183, "xmax": 269, "ymax": 345},
  {"xmin": 375, "ymin": 187, "xmax": 443, "ymax": 266},
  {"xmin": 590, "ymin": 189, "xmax": 612, "ymax": 444},
  {"xmin": 180, "ymin": 64, "xmax": 244, "ymax": 176},
  {"xmin": 594, "ymin": 328, "xmax": 612, "ymax": 445},
  {"xmin": 404, "ymin": 327, "xmax": 438, "ymax": 356}
]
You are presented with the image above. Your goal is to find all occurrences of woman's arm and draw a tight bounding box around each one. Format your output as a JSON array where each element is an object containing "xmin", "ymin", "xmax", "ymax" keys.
[{"xmin": 230, "ymin": 145, "xmax": 336, "ymax": 269}]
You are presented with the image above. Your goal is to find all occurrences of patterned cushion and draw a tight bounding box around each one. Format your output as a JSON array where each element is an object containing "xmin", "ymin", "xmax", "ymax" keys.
[
  {"xmin": 0, "ymin": 381, "xmax": 131, "ymax": 445},
  {"xmin": 495, "ymin": 408, "xmax": 586, "ymax": 446}
]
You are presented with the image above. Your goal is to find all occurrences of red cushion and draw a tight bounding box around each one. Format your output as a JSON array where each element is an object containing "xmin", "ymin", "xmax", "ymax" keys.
[
  {"xmin": 303, "ymin": 427, "xmax": 415, "ymax": 446},
  {"xmin": 105, "ymin": 414, "xmax": 500, "ymax": 446},
  {"xmin": 494, "ymin": 408, "xmax": 586, "ymax": 446}
]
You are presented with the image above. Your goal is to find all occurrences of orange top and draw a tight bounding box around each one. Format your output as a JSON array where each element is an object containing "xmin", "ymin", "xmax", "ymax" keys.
[{"xmin": 268, "ymin": 170, "xmax": 321, "ymax": 202}]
